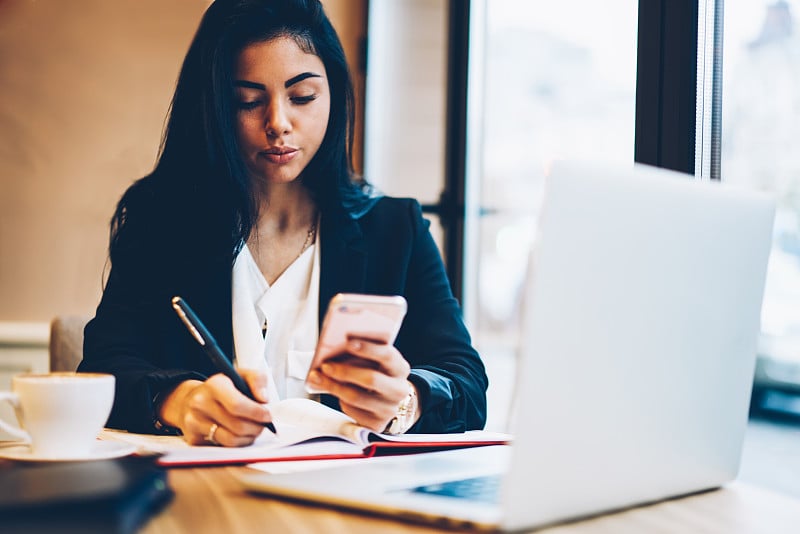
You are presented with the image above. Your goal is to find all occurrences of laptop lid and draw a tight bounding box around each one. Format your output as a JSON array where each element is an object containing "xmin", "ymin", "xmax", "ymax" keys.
[
  {"xmin": 500, "ymin": 161, "xmax": 775, "ymax": 529},
  {"xmin": 240, "ymin": 161, "xmax": 776, "ymax": 532}
]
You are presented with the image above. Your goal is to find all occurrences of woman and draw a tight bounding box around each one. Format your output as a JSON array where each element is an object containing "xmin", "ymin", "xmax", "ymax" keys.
[{"xmin": 79, "ymin": 0, "xmax": 487, "ymax": 446}]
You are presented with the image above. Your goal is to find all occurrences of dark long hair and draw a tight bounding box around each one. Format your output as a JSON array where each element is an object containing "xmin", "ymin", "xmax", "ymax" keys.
[{"xmin": 110, "ymin": 0, "xmax": 375, "ymax": 264}]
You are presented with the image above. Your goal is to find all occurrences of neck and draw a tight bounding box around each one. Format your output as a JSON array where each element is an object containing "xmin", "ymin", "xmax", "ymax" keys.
[
  {"xmin": 252, "ymin": 182, "xmax": 317, "ymax": 236},
  {"xmin": 245, "ymin": 181, "xmax": 319, "ymax": 285}
]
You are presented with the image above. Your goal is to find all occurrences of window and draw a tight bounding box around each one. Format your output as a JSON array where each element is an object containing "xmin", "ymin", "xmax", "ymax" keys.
[
  {"xmin": 466, "ymin": 1, "xmax": 639, "ymax": 351},
  {"xmin": 461, "ymin": 1, "xmax": 639, "ymax": 428},
  {"xmin": 723, "ymin": 0, "xmax": 800, "ymax": 413}
]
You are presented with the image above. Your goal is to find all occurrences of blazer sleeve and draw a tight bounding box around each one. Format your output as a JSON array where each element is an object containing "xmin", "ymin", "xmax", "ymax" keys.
[
  {"xmin": 78, "ymin": 182, "xmax": 207, "ymax": 434},
  {"xmin": 395, "ymin": 201, "xmax": 488, "ymax": 433}
]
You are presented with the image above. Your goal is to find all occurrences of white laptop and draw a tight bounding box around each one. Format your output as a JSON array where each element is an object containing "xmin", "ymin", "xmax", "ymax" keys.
[{"xmin": 239, "ymin": 161, "xmax": 776, "ymax": 531}]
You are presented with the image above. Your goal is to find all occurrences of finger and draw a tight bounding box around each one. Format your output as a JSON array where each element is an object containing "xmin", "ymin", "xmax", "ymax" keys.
[
  {"xmin": 326, "ymin": 354, "xmax": 380, "ymax": 369},
  {"xmin": 182, "ymin": 412, "xmax": 259, "ymax": 447},
  {"xmin": 345, "ymin": 330, "xmax": 394, "ymax": 344},
  {"xmin": 338, "ymin": 399, "xmax": 392, "ymax": 432},
  {"xmin": 343, "ymin": 339, "xmax": 411, "ymax": 377},
  {"xmin": 238, "ymin": 368, "xmax": 272, "ymax": 403},
  {"xmin": 183, "ymin": 383, "xmax": 266, "ymax": 440},
  {"xmin": 180, "ymin": 410, "xmax": 211, "ymax": 446},
  {"xmin": 202, "ymin": 400, "xmax": 267, "ymax": 439},
  {"xmin": 320, "ymin": 361, "xmax": 407, "ymax": 403},
  {"xmin": 311, "ymin": 369, "xmax": 397, "ymax": 416},
  {"xmin": 205, "ymin": 422, "xmax": 260, "ymax": 448},
  {"xmin": 204, "ymin": 374, "xmax": 273, "ymax": 425}
]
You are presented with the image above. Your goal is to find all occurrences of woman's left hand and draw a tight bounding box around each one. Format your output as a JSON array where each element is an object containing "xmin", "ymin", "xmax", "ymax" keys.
[{"xmin": 307, "ymin": 338, "xmax": 413, "ymax": 432}]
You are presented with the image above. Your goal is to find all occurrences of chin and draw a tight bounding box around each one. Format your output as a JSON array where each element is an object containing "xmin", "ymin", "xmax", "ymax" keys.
[
  {"xmin": 250, "ymin": 165, "xmax": 303, "ymax": 185},
  {"xmin": 262, "ymin": 172, "xmax": 303, "ymax": 185}
]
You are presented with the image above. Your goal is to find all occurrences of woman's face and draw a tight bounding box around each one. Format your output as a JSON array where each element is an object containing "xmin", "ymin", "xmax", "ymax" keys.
[{"xmin": 234, "ymin": 37, "xmax": 331, "ymax": 186}]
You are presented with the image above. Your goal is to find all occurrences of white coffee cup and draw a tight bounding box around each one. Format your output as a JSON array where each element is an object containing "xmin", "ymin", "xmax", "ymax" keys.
[{"xmin": 0, "ymin": 372, "xmax": 115, "ymax": 458}]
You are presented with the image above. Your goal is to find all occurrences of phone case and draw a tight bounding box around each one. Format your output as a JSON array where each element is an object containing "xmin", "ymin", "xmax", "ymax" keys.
[{"xmin": 305, "ymin": 293, "xmax": 407, "ymax": 394}]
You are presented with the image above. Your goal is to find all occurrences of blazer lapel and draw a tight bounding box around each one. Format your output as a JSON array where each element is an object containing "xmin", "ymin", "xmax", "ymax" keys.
[
  {"xmin": 319, "ymin": 210, "xmax": 367, "ymax": 325},
  {"xmin": 317, "ymin": 210, "xmax": 367, "ymax": 412},
  {"xmin": 196, "ymin": 251, "xmax": 235, "ymax": 359}
]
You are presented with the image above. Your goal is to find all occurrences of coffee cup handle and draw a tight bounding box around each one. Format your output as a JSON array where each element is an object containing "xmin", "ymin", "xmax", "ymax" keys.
[{"xmin": 0, "ymin": 392, "xmax": 32, "ymax": 442}]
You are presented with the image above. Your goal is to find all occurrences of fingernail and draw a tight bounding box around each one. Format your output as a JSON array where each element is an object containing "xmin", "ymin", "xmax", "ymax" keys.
[
  {"xmin": 259, "ymin": 387, "xmax": 269, "ymax": 401},
  {"xmin": 349, "ymin": 340, "xmax": 362, "ymax": 350},
  {"xmin": 307, "ymin": 370, "xmax": 321, "ymax": 385}
]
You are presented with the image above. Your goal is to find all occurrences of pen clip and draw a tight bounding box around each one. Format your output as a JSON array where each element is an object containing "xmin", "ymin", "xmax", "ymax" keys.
[{"xmin": 171, "ymin": 297, "xmax": 207, "ymax": 346}]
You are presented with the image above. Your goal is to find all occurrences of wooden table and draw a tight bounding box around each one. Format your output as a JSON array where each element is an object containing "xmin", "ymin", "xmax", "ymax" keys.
[{"xmin": 142, "ymin": 466, "xmax": 800, "ymax": 533}]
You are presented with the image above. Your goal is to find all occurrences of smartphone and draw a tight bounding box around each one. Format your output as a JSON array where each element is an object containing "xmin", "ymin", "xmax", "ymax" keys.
[{"xmin": 305, "ymin": 293, "xmax": 408, "ymax": 394}]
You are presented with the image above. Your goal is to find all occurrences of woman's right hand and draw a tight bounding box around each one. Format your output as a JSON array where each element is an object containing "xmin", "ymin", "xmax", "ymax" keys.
[{"xmin": 157, "ymin": 370, "xmax": 274, "ymax": 447}]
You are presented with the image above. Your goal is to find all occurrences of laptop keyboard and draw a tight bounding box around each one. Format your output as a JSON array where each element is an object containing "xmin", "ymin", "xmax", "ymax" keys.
[{"xmin": 411, "ymin": 475, "xmax": 501, "ymax": 504}]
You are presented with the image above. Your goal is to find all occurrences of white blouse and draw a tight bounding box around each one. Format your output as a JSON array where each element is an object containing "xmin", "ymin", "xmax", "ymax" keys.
[{"xmin": 231, "ymin": 231, "xmax": 320, "ymax": 402}]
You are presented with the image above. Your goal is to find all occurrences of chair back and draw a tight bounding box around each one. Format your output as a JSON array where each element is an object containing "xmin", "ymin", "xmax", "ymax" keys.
[{"xmin": 49, "ymin": 316, "xmax": 89, "ymax": 372}]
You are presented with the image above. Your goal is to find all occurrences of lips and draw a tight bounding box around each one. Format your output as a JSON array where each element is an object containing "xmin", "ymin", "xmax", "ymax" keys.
[
  {"xmin": 260, "ymin": 146, "xmax": 298, "ymax": 164},
  {"xmin": 262, "ymin": 146, "xmax": 297, "ymax": 155}
]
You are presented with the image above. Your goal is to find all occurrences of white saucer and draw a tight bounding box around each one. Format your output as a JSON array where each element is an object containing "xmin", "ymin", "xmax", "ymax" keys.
[{"xmin": 0, "ymin": 440, "xmax": 137, "ymax": 462}]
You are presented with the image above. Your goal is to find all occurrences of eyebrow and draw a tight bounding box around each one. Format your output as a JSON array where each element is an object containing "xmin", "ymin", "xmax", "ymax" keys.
[
  {"xmin": 285, "ymin": 72, "xmax": 322, "ymax": 88},
  {"xmin": 234, "ymin": 72, "xmax": 323, "ymax": 91},
  {"xmin": 234, "ymin": 80, "xmax": 266, "ymax": 90}
]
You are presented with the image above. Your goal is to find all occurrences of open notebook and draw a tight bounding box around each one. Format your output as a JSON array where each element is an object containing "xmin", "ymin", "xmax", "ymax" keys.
[{"xmin": 101, "ymin": 398, "xmax": 509, "ymax": 467}]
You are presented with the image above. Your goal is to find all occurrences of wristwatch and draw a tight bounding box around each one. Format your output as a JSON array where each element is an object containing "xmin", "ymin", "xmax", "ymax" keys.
[{"xmin": 383, "ymin": 383, "xmax": 418, "ymax": 435}]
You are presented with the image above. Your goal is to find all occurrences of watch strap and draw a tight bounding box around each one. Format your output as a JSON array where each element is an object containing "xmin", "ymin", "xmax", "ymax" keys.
[{"xmin": 383, "ymin": 383, "xmax": 418, "ymax": 435}]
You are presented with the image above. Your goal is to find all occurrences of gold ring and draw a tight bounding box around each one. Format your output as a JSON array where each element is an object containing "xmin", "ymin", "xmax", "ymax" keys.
[{"xmin": 205, "ymin": 423, "xmax": 219, "ymax": 445}]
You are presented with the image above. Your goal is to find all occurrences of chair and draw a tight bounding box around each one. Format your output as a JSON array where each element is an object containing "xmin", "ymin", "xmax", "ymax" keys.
[{"xmin": 48, "ymin": 316, "xmax": 90, "ymax": 372}]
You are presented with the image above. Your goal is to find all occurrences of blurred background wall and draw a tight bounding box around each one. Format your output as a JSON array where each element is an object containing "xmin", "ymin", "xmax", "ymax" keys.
[{"xmin": 0, "ymin": 0, "xmax": 366, "ymax": 323}]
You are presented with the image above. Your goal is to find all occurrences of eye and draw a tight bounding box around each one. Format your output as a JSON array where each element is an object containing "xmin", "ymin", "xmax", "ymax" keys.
[
  {"xmin": 236, "ymin": 100, "xmax": 262, "ymax": 111},
  {"xmin": 291, "ymin": 94, "xmax": 317, "ymax": 105}
]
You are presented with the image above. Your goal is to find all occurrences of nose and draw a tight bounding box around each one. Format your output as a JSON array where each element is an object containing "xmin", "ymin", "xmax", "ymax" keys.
[{"xmin": 264, "ymin": 100, "xmax": 291, "ymax": 138}]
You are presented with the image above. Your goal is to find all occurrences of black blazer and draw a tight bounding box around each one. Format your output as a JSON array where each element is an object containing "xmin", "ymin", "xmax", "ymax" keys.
[{"xmin": 79, "ymin": 188, "xmax": 488, "ymax": 434}]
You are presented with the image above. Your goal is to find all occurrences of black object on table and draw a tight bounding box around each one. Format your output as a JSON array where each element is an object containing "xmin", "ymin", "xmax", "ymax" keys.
[{"xmin": 0, "ymin": 455, "xmax": 173, "ymax": 534}]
